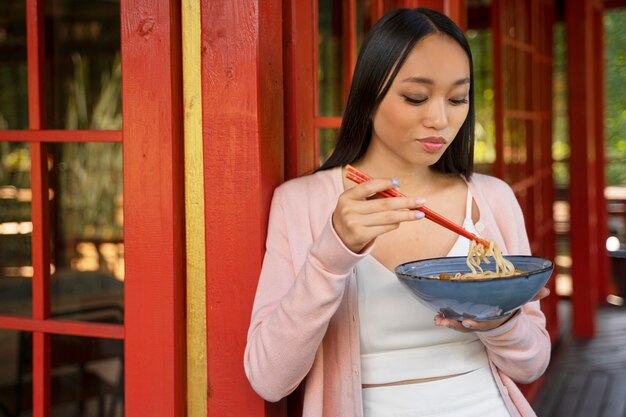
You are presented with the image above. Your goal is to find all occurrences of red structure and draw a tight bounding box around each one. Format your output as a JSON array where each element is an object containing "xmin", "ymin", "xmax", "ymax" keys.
[
  {"xmin": 0, "ymin": 0, "xmax": 617, "ymax": 415},
  {"xmin": 0, "ymin": 0, "xmax": 186, "ymax": 415}
]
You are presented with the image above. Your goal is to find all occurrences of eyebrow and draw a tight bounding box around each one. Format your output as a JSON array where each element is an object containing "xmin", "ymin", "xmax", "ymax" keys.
[{"xmin": 401, "ymin": 76, "xmax": 470, "ymax": 86}]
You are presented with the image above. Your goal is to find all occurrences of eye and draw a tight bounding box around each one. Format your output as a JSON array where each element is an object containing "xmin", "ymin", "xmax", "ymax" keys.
[
  {"xmin": 403, "ymin": 95, "xmax": 427, "ymax": 105},
  {"xmin": 449, "ymin": 97, "xmax": 469, "ymax": 105}
]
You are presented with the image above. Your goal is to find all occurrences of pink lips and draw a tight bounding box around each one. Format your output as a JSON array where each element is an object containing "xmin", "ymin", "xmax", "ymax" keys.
[{"xmin": 417, "ymin": 136, "xmax": 446, "ymax": 152}]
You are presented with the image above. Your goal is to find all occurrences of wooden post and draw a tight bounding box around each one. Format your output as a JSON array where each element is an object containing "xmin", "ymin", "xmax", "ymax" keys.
[
  {"xmin": 26, "ymin": 0, "xmax": 51, "ymax": 415},
  {"xmin": 200, "ymin": 0, "xmax": 284, "ymax": 415},
  {"xmin": 284, "ymin": 0, "xmax": 316, "ymax": 178},
  {"xmin": 592, "ymin": 2, "xmax": 611, "ymax": 305},
  {"xmin": 121, "ymin": 0, "xmax": 187, "ymax": 414},
  {"xmin": 491, "ymin": 0, "xmax": 505, "ymax": 180},
  {"xmin": 566, "ymin": 0, "xmax": 599, "ymax": 338}
]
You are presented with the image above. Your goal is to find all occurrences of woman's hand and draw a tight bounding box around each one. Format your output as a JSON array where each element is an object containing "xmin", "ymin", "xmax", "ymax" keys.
[
  {"xmin": 332, "ymin": 178, "xmax": 426, "ymax": 253},
  {"xmin": 434, "ymin": 287, "xmax": 551, "ymax": 332},
  {"xmin": 434, "ymin": 313, "xmax": 512, "ymax": 332}
]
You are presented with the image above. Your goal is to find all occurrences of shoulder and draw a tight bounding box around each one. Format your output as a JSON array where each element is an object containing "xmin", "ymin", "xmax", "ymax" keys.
[
  {"xmin": 468, "ymin": 173, "xmax": 518, "ymax": 208},
  {"xmin": 469, "ymin": 173, "xmax": 514, "ymax": 195},
  {"xmin": 270, "ymin": 167, "xmax": 342, "ymax": 229},
  {"xmin": 468, "ymin": 173, "xmax": 530, "ymax": 254},
  {"xmin": 273, "ymin": 167, "xmax": 341, "ymax": 203}
]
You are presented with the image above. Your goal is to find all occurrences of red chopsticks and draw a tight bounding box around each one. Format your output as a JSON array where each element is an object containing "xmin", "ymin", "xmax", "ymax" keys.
[{"xmin": 345, "ymin": 165, "xmax": 491, "ymax": 247}]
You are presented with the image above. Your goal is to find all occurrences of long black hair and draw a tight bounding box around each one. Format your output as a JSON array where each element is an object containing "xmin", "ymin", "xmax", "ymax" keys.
[{"xmin": 317, "ymin": 8, "xmax": 475, "ymax": 180}]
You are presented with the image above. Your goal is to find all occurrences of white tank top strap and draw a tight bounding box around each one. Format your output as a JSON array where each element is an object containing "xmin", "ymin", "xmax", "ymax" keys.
[
  {"xmin": 464, "ymin": 186, "xmax": 473, "ymax": 220},
  {"xmin": 446, "ymin": 187, "xmax": 478, "ymax": 257}
]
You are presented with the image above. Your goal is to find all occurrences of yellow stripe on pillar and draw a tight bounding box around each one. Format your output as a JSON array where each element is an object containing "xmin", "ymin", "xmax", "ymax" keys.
[{"xmin": 182, "ymin": 0, "xmax": 207, "ymax": 415}]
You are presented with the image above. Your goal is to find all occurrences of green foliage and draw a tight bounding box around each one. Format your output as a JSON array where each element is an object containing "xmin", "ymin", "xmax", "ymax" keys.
[
  {"xmin": 467, "ymin": 29, "xmax": 496, "ymax": 165},
  {"xmin": 605, "ymin": 9, "xmax": 626, "ymax": 186},
  {"xmin": 0, "ymin": 52, "xmax": 123, "ymax": 242}
]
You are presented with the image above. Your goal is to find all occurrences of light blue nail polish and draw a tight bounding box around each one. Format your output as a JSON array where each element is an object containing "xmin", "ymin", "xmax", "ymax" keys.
[
  {"xmin": 391, "ymin": 178, "xmax": 400, "ymax": 187},
  {"xmin": 462, "ymin": 321, "xmax": 472, "ymax": 329},
  {"xmin": 415, "ymin": 211, "xmax": 425, "ymax": 219}
]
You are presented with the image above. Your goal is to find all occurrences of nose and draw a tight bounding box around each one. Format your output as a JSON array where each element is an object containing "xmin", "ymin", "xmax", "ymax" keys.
[{"xmin": 422, "ymin": 98, "xmax": 448, "ymax": 131}]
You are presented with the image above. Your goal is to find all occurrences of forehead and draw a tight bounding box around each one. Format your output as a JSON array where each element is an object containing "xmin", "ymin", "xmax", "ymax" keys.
[{"xmin": 394, "ymin": 34, "xmax": 470, "ymax": 85}]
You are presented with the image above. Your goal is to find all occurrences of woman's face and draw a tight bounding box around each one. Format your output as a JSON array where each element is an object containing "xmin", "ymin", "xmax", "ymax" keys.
[{"xmin": 369, "ymin": 34, "xmax": 470, "ymax": 168}]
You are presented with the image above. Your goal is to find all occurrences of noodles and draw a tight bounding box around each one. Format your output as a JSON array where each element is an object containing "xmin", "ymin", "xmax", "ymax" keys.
[{"xmin": 439, "ymin": 240, "xmax": 519, "ymax": 280}]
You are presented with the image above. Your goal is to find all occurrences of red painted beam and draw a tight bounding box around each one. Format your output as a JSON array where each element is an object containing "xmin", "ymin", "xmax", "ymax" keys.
[
  {"xmin": 0, "ymin": 315, "xmax": 124, "ymax": 339},
  {"xmin": 566, "ymin": 0, "xmax": 599, "ymax": 338},
  {"xmin": 415, "ymin": 0, "xmax": 442, "ymax": 10},
  {"xmin": 343, "ymin": 0, "xmax": 357, "ymax": 103},
  {"xmin": 444, "ymin": 0, "xmax": 468, "ymax": 30},
  {"xmin": 200, "ymin": 0, "xmax": 284, "ymax": 416},
  {"xmin": 604, "ymin": 0, "xmax": 626, "ymax": 9},
  {"xmin": 593, "ymin": 8, "xmax": 611, "ymax": 304},
  {"xmin": 284, "ymin": 0, "xmax": 317, "ymax": 178},
  {"xmin": 26, "ymin": 0, "xmax": 50, "ymax": 415},
  {"xmin": 121, "ymin": 0, "xmax": 186, "ymax": 416},
  {"xmin": 371, "ymin": 0, "xmax": 384, "ymax": 22},
  {"xmin": 0, "ymin": 130, "xmax": 122, "ymax": 142},
  {"xmin": 491, "ymin": 0, "xmax": 505, "ymax": 179}
]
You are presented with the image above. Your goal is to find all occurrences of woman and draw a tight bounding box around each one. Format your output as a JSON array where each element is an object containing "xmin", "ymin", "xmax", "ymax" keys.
[{"xmin": 244, "ymin": 7, "xmax": 550, "ymax": 417}]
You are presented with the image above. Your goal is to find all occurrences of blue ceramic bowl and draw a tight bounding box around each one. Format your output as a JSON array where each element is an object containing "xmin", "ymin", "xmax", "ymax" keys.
[{"xmin": 395, "ymin": 256, "xmax": 554, "ymax": 321}]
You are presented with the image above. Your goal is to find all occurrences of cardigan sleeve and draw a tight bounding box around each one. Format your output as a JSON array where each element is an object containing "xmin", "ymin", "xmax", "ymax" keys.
[
  {"xmin": 476, "ymin": 179, "xmax": 551, "ymax": 384},
  {"xmin": 243, "ymin": 184, "xmax": 369, "ymax": 402}
]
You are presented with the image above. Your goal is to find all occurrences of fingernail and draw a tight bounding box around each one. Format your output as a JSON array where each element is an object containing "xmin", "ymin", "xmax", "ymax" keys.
[
  {"xmin": 462, "ymin": 321, "xmax": 472, "ymax": 329},
  {"xmin": 415, "ymin": 211, "xmax": 425, "ymax": 219},
  {"xmin": 391, "ymin": 178, "xmax": 400, "ymax": 187},
  {"xmin": 415, "ymin": 197, "xmax": 426, "ymax": 205}
]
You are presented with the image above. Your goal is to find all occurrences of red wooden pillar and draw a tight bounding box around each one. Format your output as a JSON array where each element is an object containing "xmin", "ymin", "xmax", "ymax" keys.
[
  {"xmin": 491, "ymin": 0, "xmax": 505, "ymax": 180},
  {"xmin": 414, "ymin": 0, "xmax": 467, "ymax": 30},
  {"xmin": 566, "ymin": 0, "xmax": 603, "ymax": 338},
  {"xmin": 444, "ymin": 0, "xmax": 468, "ymax": 30},
  {"xmin": 592, "ymin": 2, "xmax": 611, "ymax": 305},
  {"xmin": 200, "ymin": 0, "xmax": 284, "ymax": 416},
  {"xmin": 121, "ymin": 0, "xmax": 186, "ymax": 415},
  {"xmin": 343, "ymin": 0, "xmax": 358, "ymax": 101},
  {"xmin": 284, "ymin": 0, "xmax": 316, "ymax": 178},
  {"xmin": 26, "ymin": 0, "xmax": 51, "ymax": 415}
]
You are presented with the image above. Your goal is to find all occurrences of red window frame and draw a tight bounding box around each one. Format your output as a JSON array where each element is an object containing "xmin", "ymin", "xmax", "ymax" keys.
[
  {"xmin": 492, "ymin": 0, "xmax": 558, "ymax": 336},
  {"xmin": 566, "ymin": 0, "xmax": 609, "ymax": 338},
  {"xmin": 0, "ymin": 0, "xmax": 185, "ymax": 416},
  {"xmin": 491, "ymin": 0, "xmax": 558, "ymax": 400}
]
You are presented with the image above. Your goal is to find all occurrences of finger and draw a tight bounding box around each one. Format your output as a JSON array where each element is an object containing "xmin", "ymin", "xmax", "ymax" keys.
[
  {"xmin": 355, "ymin": 195, "xmax": 427, "ymax": 215},
  {"xmin": 434, "ymin": 314, "xmax": 473, "ymax": 333},
  {"xmin": 531, "ymin": 287, "xmax": 550, "ymax": 302},
  {"xmin": 345, "ymin": 178, "xmax": 403, "ymax": 200},
  {"xmin": 461, "ymin": 315, "xmax": 510, "ymax": 331},
  {"xmin": 353, "ymin": 205, "xmax": 426, "ymax": 226}
]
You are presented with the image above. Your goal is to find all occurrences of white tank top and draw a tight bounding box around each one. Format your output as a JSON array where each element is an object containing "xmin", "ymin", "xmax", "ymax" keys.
[{"xmin": 357, "ymin": 188, "xmax": 489, "ymax": 384}]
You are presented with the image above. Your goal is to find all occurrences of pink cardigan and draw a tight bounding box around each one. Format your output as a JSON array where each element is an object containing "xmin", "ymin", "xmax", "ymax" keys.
[{"xmin": 244, "ymin": 167, "xmax": 550, "ymax": 417}]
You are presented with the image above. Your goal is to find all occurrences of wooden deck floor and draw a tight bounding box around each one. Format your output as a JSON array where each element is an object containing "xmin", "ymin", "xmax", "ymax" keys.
[{"xmin": 532, "ymin": 304, "xmax": 626, "ymax": 417}]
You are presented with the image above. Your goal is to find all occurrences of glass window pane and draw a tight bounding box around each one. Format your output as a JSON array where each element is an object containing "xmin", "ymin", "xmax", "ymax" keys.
[
  {"xmin": 467, "ymin": 28, "xmax": 495, "ymax": 172},
  {"xmin": 46, "ymin": 0, "xmax": 122, "ymax": 130},
  {"xmin": 50, "ymin": 335, "xmax": 124, "ymax": 417},
  {"xmin": 0, "ymin": 330, "xmax": 32, "ymax": 417},
  {"xmin": 0, "ymin": 2, "xmax": 28, "ymax": 130},
  {"xmin": 0, "ymin": 142, "xmax": 32, "ymax": 316},
  {"xmin": 319, "ymin": 128, "xmax": 339, "ymax": 166},
  {"xmin": 318, "ymin": 0, "xmax": 345, "ymax": 117},
  {"xmin": 49, "ymin": 142, "xmax": 123, "ymax": 321},
  {"xmin": 604, "ymin": 9, "xmax": 626, "ymax": 189}
]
